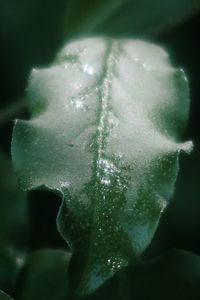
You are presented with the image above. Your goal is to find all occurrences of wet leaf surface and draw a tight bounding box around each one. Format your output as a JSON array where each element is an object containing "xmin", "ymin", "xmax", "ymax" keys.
[{"xmin": 12, "ymin": 38, "xmax": 192, "ymax": 296}]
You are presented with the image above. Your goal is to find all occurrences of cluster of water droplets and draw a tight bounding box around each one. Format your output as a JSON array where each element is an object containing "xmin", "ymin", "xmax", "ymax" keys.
[
  {"xmin": 69, "ymin": 95, "xmax": 87, "ymax": 110},
  {"xmin": 96, "ymin": 157, "xmax": 127, "ymax": 194},
  {"xmin": 107, "ymin": 257, "xmax": 124, "ymax": 271},
  {"xmin": 97, "ymin": 158, "xmax": 118, "ymax": 186}
]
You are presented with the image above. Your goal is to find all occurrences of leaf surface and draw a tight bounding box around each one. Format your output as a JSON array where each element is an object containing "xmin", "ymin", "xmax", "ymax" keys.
[
  {"xmin": 127, "ymin": 249, "xmax": 200, "ymax": 299},
  {"xmin": 87, "ymin": 249, "xmax": 200, "ymax": 300},
  {"xmin": 95, "ymin": 0, "xmax": 200, "ymax": 37},
  {"xmin": 63, "ymin": 0, "xmax": 200, "ymax": 39},
  {"xmin": 12, "ymin": 38, "xmax": 192, "ymax": 295},
  {"xmin": 63, "ymin": 0, "xmax": 126, "ymax": 39},
  {"xmin": 0, "ymin": 151, "xmax": 29, "ymax": 292},
  {"xmin": 0, "ymin": 291, "xmax": 13, "ymax": 300},
  {"xmin": 16, "ymin": 249, "xmax": 71, "ymax": 300}
]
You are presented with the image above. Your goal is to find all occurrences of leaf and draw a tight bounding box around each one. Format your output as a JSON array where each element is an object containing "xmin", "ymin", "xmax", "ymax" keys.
[
  {"xmin": 63, "ymin": 0, "xmax": 200, "ymax": 39},
  {"xmin": 0, "ymin": 151, "xmax": 29, "ymax": 292},
  {"xmin": 95, "ymin": 0, "xmax": 200, "ymax": 37},
  {"xmin": 63, "ymin": 0, "xmax": 126, "ymax": 39},
  {"xmin": 127, "ymin": 249, "xmax": 200, "ymax": 299},
  {"xmin": 87, "ymin": 249, "xmax": 200, "ymax": 300},
  {"xmin": 0, "ymin": 291, "xmax": 13, "ymax": 300},
  {"xmin": 16, "ymin": 249, "xmax": 71, "ymax": 300},
  {"xmin": 12, "ymin": 38, "xmax": 192, "ymax": 296}
]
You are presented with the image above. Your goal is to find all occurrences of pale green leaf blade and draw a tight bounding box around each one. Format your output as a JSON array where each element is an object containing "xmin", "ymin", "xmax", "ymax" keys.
[{"xmin": 12, "ymin": 38, "xmax": 192, "ymax": 296}]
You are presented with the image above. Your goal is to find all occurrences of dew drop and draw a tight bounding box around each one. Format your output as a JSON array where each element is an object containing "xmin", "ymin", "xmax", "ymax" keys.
[
  {"xmin": 157, "ymin": 196, "xmax": 167, "ymax": 213},
  {"xmin": 101, "ymin": 178, "xmax": 111, "ymax": 186},
  {"xmin": 70, "ymin": 96, "xmax": 86, "ymax": 110},
  {"xmin": 60, "ymin": 181, "xmax": 70, "ymax": 189},
  {"xmin": 83, "ymin": 64, "xmax": 94, "ymax": 75}
]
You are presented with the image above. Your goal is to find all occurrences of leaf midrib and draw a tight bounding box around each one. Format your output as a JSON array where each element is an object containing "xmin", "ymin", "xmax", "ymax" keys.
[
  {"xmin": 79, "ymin": 39, "xmax": 119, "ymax": 289},
  {"xmin": 96, "ymin": 39, "xmax": 118, "ymax": 168}
]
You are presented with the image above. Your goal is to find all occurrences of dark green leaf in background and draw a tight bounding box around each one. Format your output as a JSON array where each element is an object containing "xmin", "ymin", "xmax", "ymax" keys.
[
  {"xmin": 63, "ymin": 0, "xmax": 200, "ymax": 40},
  {"xmin": 12, "ymin": 38, "xmax": 192, "ymax": 296},
  {"xmin": 63, "ymin": 0, "xmax": 126, "ymax": 39},
  {"xmin": 128, "ymin": 249, "xmax": 200, "ymax": 300},
  {"xmin": 87, "ymin": 249, "xmax": 200, "ymax": 300},
  {"xmin": 0, "ymin": 151, "xmax": 29, "ymax": 294},
  {"xmin": 0, "ymin": 290, "xmax": 13, "ymax": 300},
  {"xmin": 1, "ymin": 0, "xmax": 200, "ymax": 100},
  {"xmin": 95, "ymin": 0, "xmax": 200, "ymax": 38},
  {"xmin": 15, "ymin": 249, "xmax": 71, "ymax": 300}
]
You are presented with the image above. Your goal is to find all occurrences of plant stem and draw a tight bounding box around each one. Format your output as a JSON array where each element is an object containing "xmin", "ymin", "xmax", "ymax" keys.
[{"xmin": 0, "ymin": 98, "xmax": 27, "ymax": 125}]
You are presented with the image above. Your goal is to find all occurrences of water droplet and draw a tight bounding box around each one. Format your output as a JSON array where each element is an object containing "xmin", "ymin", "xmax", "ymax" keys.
[
  {"xmin": 142, "ymin": 62, "xmax": 150, "ymax": 70},
  {"xmin": 83, "ymin": 64, "xmax": 94, "ymax": 75},
  {"xmin": 157, "ymin": 196, "xmax": 167, "ymax": 213},
  {"xmin": 70, "ymin": 96, "xmax": 86, "ymax": 110},
  {"xmin": 101, "ymin": 178, "xmax": 111, "ymax": 185},
  {"xmin": 60, "ymin": 181, "xmax": 70, "ymax": 189}
]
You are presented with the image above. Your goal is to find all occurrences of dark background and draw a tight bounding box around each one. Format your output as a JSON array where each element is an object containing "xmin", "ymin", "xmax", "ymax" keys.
[{"xmin": 0, "ymin": 2, "xmax": 200, "ymax": 299}]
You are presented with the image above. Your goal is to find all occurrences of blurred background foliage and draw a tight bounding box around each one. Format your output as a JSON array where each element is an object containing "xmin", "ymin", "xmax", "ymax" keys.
[{"xmin": 0, "ymin": 0, "xmax": 200, "ymax": 299}]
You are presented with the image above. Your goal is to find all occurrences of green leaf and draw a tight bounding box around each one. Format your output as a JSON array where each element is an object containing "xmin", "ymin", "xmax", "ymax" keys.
[
  {"xmin": 128, "ymin": 249, "xmax": 200, "ymax": 299},
  {"xmin": 0, "ymin": 151, "xmax": 29, "ymax": 292},
  {"xmin": 63, "ymin": 0, "xmax": 200, "ymax": 39},
  {"xmin": 63, "ymin": 0, "xmax": 126, "ymax": 39},
  {"xmin": 87, "ymin": 249, "xmax": 200, "ymax": 300},
  {"xmin": 0, "ymin": 291, "xmax": 13, "ymax": 300},
  {"xmin": 96, "ymin": 0, "xmax": 200, "ymax": 37},
  {"xmin": 16, "ymin": 249, "xmax": 71, "ymax": 300},
  {"xmin": 12, "ymin": 38, "xmax": 192, "ymax": 296}
]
